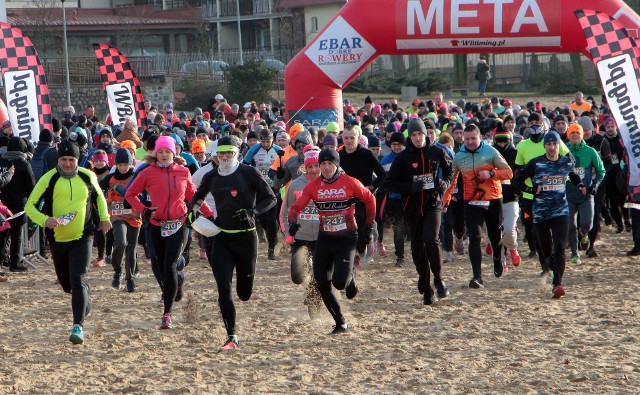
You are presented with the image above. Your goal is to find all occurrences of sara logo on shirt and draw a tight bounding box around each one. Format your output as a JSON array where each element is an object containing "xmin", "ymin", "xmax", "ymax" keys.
[
  {"xmin": 318, "ymin": 187, "xmax": 347, "ymax": 199},
  {"xmin": 230, "ymin": 189, "xmax": 238, "ymax": 197}
]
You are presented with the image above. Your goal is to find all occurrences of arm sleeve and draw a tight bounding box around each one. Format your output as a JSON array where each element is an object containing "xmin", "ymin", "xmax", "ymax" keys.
[
  {"xmin": 492, "ymin": 152, "xmax": 514, "ymax": 180},
  {"xmin": 280, "ymin": 182, "xmax": 296, "ymax": 232},
  {"xmin": 385, "ymin": 154, "xmax": 414, "ymax": 195},
  {"xmin": 124, "ymin": 171, "xmax": 148, "ymax": 214},
  {"xmin": 288, "ymin": 184, "xmax": 313, "ymax": 225},
  {"xmin": 592, "ymin": 152, "xmax": 606, "ymax": 190},
  {"xmin": 442, "ymin": 169, "xmax": 460, "ymax": 206},
  {"xmin": 89, "ymin": 171, "xmax": 110, "ymax": 222},
  {"xmin": 513, "ymin": 160, "xmax": 536, "ymax": 194},
  {"xmin": 353, "ymin": 178, "xmax": 377, "ymax": 226},
  {"xmin": 0, "ymin": 169, "xmax": 13, "ymax": 189},
  {"xmin": 253, "ymin": 169, "xmax": 277, "ymax": 215},
  {"xmin": 242, "ymin": 144, "xmax": 260, "ymax": 165},
  {"xmin": 184, "ymin": 172, "xmax": 213, "ymax": 217},
  {"xmin": 191, "ymin": 170, "xmax": 214, "ymax": 207},
  {"xmin": 369, "ymin": 152, "xmax": 387, "ymax": 190}
]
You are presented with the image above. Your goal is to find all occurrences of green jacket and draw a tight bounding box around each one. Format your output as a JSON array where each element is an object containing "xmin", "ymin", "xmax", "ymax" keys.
[
  {"xmin": 566, "ymin": 140, "xmax": 605, "ymax": 201},
  {"xmin": 25, "ymin": 167, "xmax": 109, "ymax": 242}
]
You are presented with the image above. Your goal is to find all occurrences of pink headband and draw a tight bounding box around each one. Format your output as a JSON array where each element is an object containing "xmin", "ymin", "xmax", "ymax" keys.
[{"xmin": 92, "ymin": 153, "xmax": 108, "ymax": 163}]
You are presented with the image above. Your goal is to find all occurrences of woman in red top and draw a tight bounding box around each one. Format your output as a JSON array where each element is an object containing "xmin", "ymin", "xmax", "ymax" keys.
[
  {"xmin": 288, "ymin": 148, "xmax": 375, "ymax": 334},
  {"xmin": 126, "ymin": 136, "xmax": 213, "ymax": 330}
]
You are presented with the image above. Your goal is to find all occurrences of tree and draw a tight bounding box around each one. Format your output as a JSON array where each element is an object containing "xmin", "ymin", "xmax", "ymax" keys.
[
  {"xmin": 225, "ymin": 60, "xmax": 277, "ymax": 105},
  {"xmin": 19, "ymin": 0, "xmax": 64, "ymax": 58}
]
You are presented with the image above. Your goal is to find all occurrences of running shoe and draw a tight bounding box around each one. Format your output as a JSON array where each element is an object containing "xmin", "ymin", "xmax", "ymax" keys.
[
  {"xmin": 454, "ymin": 237, "xmax": 465, "ymax": 254},
  {"xmin": 527, "ymin": 250, "xmax": 537, "ymax": 259},
  {"xmin": 175, "ymin": 272, "xmax": 185, "ymax": 302},
  {"xmin": 105, "ymin": 255, "xmax": 112, "ymax": 265},
  {"xmin": 268, "ymin": 249, "xmax": 277, "ymax": 261},
  {"xmin": 469, "ymin": 277, "xmax": 484, "ymax": 289},
  {"xmin": 112, "ymin": 272, "xmax": 122, "ymax": 289},
  {"xmin": 91, "ymin": 258, "xmax": 105, "ymax": 268},
  {"xmin": 434, "ymin": 278, "xmax": 449, "ymax": 299},
  {"xmin": 69, "ymin": 324, "xmax": 84, "ymax": 344},
  {"xmin": 395, "ymin": 257, "xmax": 404, "ymax": 268},
  {"xmin": 509, "ymin": 249, "xmax": 521, "ymax": 266},
  {"xmin": 377, "ymin": 242, "xmax": 387, "ymax": 257},
  {"xmin": 616, "ymin": 226, "xmax": 624, "ymax": 234},
  {"xmin": 364, "ymin": 253, "xmax": 374, "ymax": 263},
  {"xmin": 625, "ymin": 220, "xmax": 632, "ymax": 232},
  {"xmin": 330, "ymin": 324, "xmax": 349, "ymax": 334},
  {"xmin": 626, "ymin": 247, "xmax": 640, "ymax": 256},
  {"xmin": 493, "ymin": 259, "xmax": 504, "ymax": 278},
  {"xmin": 160, "ymin": 313, "xmax": 172, "ymax": 330},
  {"xmin": 417, "ymin": 272, "xmax": 427, "ymax": 295},
  {"xmin": 354, "ymin": 254, "xmax": 360, "ymax": 268},
  {"xmin": 199, "ymin": 248, "xmax": 207, "ymax": 260},
  {"xmin": 587, "ymin": 248, "xmax": 598, "ymax": 258},
  {"xmin": 552, "ymin": 285, "xmax": 565, "ymax": 299},
  {"xmin": 571, "ymin": 255, "xmax": 582, "ymax": 265},
  {"xmin": 126, "ymin": 279, "xmax": 136, "ymax": 293},
  {"xmin": 423, "ymin": 288, "xmax": 435, "ymax": 305},
  {"xmin": 220, "ymin": 335, "xmax": 239, "ymax": 351},
  {"xmin": 345, "ymin": 269, "xmax": 358, "ymax": 299},
  {"xmin": 443, "ymin": 251, "xmax": 454, "ymax": 263},
  {"xmin": 578, "ymin": 233, "xmax": 590, "ymax": 252},
  {"xmin": 485, "ymin": 243, "xmax": 493, "ymax": 256}
]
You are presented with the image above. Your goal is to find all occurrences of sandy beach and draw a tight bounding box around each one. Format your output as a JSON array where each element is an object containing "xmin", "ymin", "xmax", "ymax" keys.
[{"xmin": 0, "ymin": 222, "xmax": 638, "ymax": 394}]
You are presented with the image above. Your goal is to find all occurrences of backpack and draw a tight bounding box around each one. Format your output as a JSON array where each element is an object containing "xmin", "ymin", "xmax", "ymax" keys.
[
  {"xmin": 39, "ymin": 171, "xmax": 100, "ymax": 240},
  {"xmin": 31, "ymin": 146, "xmax": 54, "ymax": 181}
]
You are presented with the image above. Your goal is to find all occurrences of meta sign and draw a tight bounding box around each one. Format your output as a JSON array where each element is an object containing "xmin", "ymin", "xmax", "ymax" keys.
[{"xmin": 396, "ymin": 0, "xmax": 561, "ymax": 50}]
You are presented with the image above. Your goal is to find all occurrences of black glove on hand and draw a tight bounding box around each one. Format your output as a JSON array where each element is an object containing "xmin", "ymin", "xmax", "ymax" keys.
[
  {"xmin": 588, "ymin": 186, "xmax": 597, "ymax": 195},
  {"xmin": 412, "ymin": 179, "xmax": 427, "ymax": 192},
  {"xmin": 364, "ymin": 224, "xmax": 375, "ymax": 244},
  {"xmin": 142, "ymin": 208, "xmax": 155, "ymax": 219},
  {"xmin": 437, "ymin": 180, "xmax": 448, "ymax": 195},
  {"xmin": 276, "ymin": 167, "xmax": 285, "ymax": 179},
  {"xmin": 288, "ymin": 223, "xmax": 301, "ymax": 236}
]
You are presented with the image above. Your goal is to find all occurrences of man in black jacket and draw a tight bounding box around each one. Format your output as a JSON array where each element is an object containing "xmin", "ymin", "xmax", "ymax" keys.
[
  {"xmin": 386, "ymin": 118, "xmax": 453, "ymax": 305},
  {"xmin": 0, "ymin": 137, "xmax": 36, "ymax": 272}
]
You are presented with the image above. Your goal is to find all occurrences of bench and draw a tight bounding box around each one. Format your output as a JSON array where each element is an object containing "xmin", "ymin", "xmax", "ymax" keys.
[{"xmin": 445, "ymin": 87, "xmax": 469, "ymax": 96}]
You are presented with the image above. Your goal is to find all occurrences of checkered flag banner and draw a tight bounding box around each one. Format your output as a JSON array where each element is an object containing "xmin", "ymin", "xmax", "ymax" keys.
[
  {"xmin": 93, "ymin": 43, "xmax": 147, "ymax": 130},
  {"xmin": 0, "ymin": 23, "xmax": 52, "ymax": 142},
  {"xmin": 575, "ymin": 10, "xmax": 640, "ymax": 197}
]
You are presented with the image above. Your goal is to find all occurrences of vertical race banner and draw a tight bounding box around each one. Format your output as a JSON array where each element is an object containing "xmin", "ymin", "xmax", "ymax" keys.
[
  {"xmin": 93, "ymin": 44, "xmax": 147, "ymax": 130},
  {"xmin": 575, "ymin": 10, "xmax": 640, "ymax": 195},
  {"xmin": 0, "ymin": 23, "xmax": 52, "ymax": 143}
]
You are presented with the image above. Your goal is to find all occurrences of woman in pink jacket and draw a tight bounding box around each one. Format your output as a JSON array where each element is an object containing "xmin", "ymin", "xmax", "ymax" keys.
[{"xmin": 126, "ymin": 136, "xmax": 212, "ymax": 330}]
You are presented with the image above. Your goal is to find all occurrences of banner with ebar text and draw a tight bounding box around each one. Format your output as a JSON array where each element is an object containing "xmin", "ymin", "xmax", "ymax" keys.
[
  {"xmin": 575, "ymin": 10, "xmax": 640, "ymax": 192},
  {"xmin": 0, "ymin": 23, "xmax": 52, "ymax": 143},
  {"xmin": 93, "ymin": 44, "xmax": 147, "ymax": 131}
]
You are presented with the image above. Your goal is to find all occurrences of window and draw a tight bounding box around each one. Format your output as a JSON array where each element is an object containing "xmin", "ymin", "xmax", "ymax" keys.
[{"xmin": 311, "ymin": 17, "xmax": 318, "ymax": 33}]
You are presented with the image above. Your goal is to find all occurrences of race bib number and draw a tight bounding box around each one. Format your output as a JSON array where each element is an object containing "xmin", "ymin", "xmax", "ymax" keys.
[
  {"xmin": 611, "ymin": 156, "xmax": 619, "ymax": 165},
  {"xmin": 322, "ymin": 213, "xmax": 347, "ymax": 232},
  {"xmin": 299, "ymin": 206, "xmax": 319, "ymax": 221},
  {"xmin": 57, "ymin": 212, "xmax": 77, "ymax": 226},
  {"xmin": 161, "ymin": 219, "xmax": 183, "ymax": 237},
  {"xmin": 413, "ymin": 174, "xmax": 435, "ymax": 189},
  {"xmin": 111, "ymin": 201, "xmax": 132, "ymax": 216},
  {"xmin": 542, "ymin": 175, "xmax": 566, "ymax": 192},
  {"xmin": 468, "ymin": 200, "xmax": 490, "ymax": 207}
]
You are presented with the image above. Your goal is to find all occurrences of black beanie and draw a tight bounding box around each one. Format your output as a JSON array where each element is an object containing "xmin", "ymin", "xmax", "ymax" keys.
[
  {"xmin": 58, "ymin": 140, "xmax": 80, "ymax": 159},
  {"xmin": 385, "ymin": 122, "xmax": 398, "ymax": 134},
  {"xmin": 318, "ymin": 148, "xmax": 340, "ymax": 167},
  {"xmin": 39, "ymin": 128, "xmax": 54, "ymax": 143},
  {"xmin": 246, "ymin": 131, "xmax": 258, "ymax": 141},
  {"xmin": 99, "ymin": 128, "xmax": 113, "ymax": 139},
  {"xmin": 115, "ymin": 148, "xmax": 133, "ymax": 165},
  {"xmin": 407, "ymin": 118, "xmax": 427, "ymax": 135},
  {"xmin": 424, "ymin": 119, "xmax": 436, "ymax": 131},
  {"xmin": 389, "ymin": 132, "xmax": 406, "ymax": 146},
  {"xmin": 52, "ymin": 118, "xmax": 61, "ymax": 133},
  {"xmin": 364, "ymin": 95, "xmax": 372, "ymax": 104}
]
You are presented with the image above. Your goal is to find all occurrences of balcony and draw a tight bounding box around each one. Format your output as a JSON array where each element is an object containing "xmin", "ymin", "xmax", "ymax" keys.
[{"xmin": 219, "ymin": 0, "xmax": 271, "ymax": 17}]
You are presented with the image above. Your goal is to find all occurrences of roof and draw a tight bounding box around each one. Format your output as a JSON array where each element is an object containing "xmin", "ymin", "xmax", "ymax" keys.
[{"xmin": 276, "ymin": 0, "xmax": 346, "ymax": 9}]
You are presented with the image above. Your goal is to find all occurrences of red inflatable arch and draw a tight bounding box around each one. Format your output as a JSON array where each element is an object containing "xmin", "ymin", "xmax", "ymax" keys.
[{"xmin": 284, "ymin": 0, "xmax": 640, "ymax": 128}]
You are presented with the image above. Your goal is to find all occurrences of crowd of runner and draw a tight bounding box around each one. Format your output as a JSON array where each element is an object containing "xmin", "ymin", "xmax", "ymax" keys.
[{"xmin": 1, "ymin": 90, "xmax": 639, "ymax": 349}]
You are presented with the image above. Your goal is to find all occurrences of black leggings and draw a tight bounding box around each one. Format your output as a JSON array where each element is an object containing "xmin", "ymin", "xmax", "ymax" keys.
[
  {"xmin": 520, "ymin": 197, "xmax": 546, "ymax": 268},
  {"xmin": 354, "ymin": 202, "xmax": 369, "ymax": 254},
  {"xmin": 405, "ymin": 206, "xmax": 443, "ymax": 285},
  {"xmin": 464, "ymin": 199, "xmax": 503, "ymax": 279},
  {"xmin": 50, "ymin": 237, "xmax": 92, "ymax": 326},
  {"xmin": 384, "ymin": 198, "xmax": 407, "ymax": 258},
  {"xmin": 534, "ymin": 215, "xmax": 569, "ymax": 286},
  {"xmin": 313, "ymin": 232, "xmax": 357, "ymax": 326},
  {"xmin": 605, "ymin": 173, "xmax": 629, "ymax": 228},
  {"xmin": 588, "ymin": 185, "xmax": 606, "ymax": 245},
  {"xmin": 95, "ymin": 228, "xmax": 113, "ymax": 259},
  {"xmin": 209, "ymin": 230, "xmax": 258, "ymax": 336},
  {"xmin": 257, "ymin": 205, "xmax": 279, "ymax": 251},
  {"xmin": 291, "ymin": 239, "xmax": 316, "ymax": 284},
  {"xmin": 150, "ymin": 224, "xmax": 188, "ymax": 315},
  {"xmin": 111, "ymin": 220, "xmax": 141, "ymax": 282},
  {"xmin": 0, "ymin": 215, "xmax": 25, "ymax": 267}
]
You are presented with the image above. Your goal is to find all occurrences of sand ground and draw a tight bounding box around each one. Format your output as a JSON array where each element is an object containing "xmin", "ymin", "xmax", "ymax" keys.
[{"xmin": 0, "ymin": 222, "xmax": 638, "ymax": 394}]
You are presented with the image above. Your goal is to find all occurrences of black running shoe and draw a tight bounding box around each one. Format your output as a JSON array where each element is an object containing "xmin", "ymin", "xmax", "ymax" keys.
[
  {"xmin": 112, "ymin": 272, "xmax": 122, "ymax": 289},
  {"xmin": 175, "ymin": 271, "xmax": 185, "ymax": 302},
  {"xmin": 126, "ymin": 279, "xmax": 136, "ymax": 293},
  {"xmin": 494, "ymin": 259, "xmax": 504, "ymax": 278},
  {"xmin": 330, "ymin": 324, "xmax": 349, "ymax": 334},
  {"xmin": 345, "ymin": 270, "xmax": 358, "ymax": 299},
  {"xmin": 434, "ymin": 278, "xmax": 450, "ymax": 299},
  {"xmin": 417, "ymin": 272, "xmax": 427, "ymax": 295},
  {"xmin": 423, "ymin": 287, "xmax": 435, "ymax": 305},
  {"xmin": 469, "ymin": 277, "xmax": 484, "ymax": 289},
  {"xmin": 587, "ymin": 248, "xmax": 598, "ymax": 258}
]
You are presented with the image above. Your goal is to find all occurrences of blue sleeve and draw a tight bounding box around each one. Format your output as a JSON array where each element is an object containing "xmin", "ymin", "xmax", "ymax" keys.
[{"xmin": 243, "ymin": 144, "xmax": 261, "ymax": 165}]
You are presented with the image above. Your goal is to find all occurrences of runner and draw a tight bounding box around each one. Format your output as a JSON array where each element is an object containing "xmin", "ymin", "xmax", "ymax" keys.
[
  {"xmin": 514, "ymin": 131, "xmax": 586, "ymax": 298},
  {"xmin": 443, "ymin": 123, "xmax": 513, "ymax": 289},
  {"xmin": 281, "ymin": 146, "xmax": 322, "ymax": 316},
  {"xmin": 125, "ymin": 136, "xmax": 213, "ymax": 330},
  {"xmin": 25, "ymin": 140, "xmax": 111, "ymax": 344},
  {"xmin": 100, "ymin": 148, "xmax": 142, "ymax": 292},
  {"xmin": 190, "ymin": 135, "xmax": 276, "ymax": 350},
  {"xmin": 565, "ymin": 123, "xmax": 605, "ymax": 265},
  {"xmin": 387, "ymin": 118, "xmax": 453, "ymax": 304},
  {"xmin": 287, "ymin": 148, "xmax": 375, "ymax": 332}
]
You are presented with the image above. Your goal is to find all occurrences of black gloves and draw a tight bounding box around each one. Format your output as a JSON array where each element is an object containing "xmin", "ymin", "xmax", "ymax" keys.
[
  {"xmin": 412, "ymin": 179, "xmax": 427, "ymax": 192},
  {"xmin": 142, "ymin": 207, "xmax": 155, "ymax": 219},
  {"xmin": 276, "ymin": 167, "xmax": 285, "ymax": 179},
  {"xmin": 288, "ymin": 223, "xmax": 301, "ymax": 236},
  {"xmin": 588, "ymin": 186, "xmax": 597, "ymax": 195}
]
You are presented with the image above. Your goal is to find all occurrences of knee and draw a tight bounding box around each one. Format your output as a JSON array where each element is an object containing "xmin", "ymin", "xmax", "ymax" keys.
[
  {"xmin": 332, "ymin": 276, "xmax": 349, "ymax": 291},
  {"xmin": 237, "ymin": 287, "xmax": 253, "ymax": 302}
]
